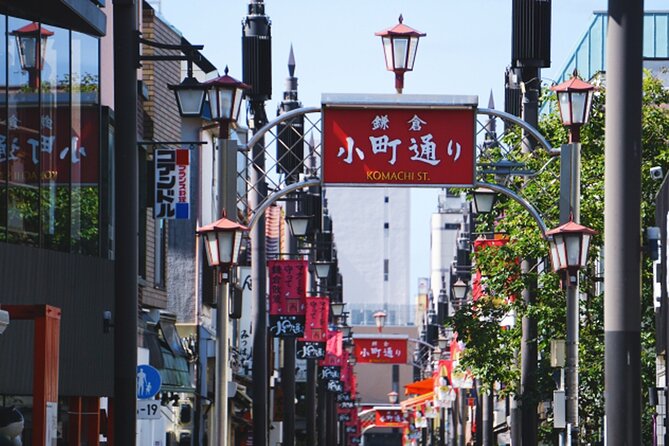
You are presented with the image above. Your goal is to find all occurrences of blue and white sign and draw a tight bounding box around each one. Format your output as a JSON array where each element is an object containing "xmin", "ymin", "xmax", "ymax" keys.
[{"xmin": 137, "ymin": 364, "xmax": 161, "ymax": 399}]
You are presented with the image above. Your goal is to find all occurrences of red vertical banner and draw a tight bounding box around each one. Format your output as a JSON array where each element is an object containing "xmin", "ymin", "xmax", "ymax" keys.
[
  {"xmin": 297, "ymin": 296, "xmax": 329, "ymax": 359},
  {"xmin": 320, "ymin": 330, "xmax": 343, "ymax": 367},
  {"xmin": 268, "ymin": 260, "xmax": 308, "ymax": 337}
]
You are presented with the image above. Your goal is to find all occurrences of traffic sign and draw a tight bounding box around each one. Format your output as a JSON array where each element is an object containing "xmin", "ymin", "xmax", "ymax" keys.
[
  {"xmin": 137, "ymin": 399, "xmax": 161, "ymax": 420},
  {"xmin": 137, "ymin": 364, "xmax": 162, "ymax": 399}
]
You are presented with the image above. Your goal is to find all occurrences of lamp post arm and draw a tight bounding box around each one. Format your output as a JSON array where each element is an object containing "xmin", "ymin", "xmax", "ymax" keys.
[
  {"xmin": 474, "ymin": 181, "xmax": 549, "ymax": 238},
  {"xmin": 247, "ymin": 178, "xmax": 322, "ymax": 232},
  {"xmin": 478, "ymin": 108, "xmax": 559, "ymax": 157}
]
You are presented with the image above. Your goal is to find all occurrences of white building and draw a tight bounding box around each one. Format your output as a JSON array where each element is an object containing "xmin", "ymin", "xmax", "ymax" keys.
[{"xmin": 326, "ymin": 187, "xmax": 412, "ymax": 326}]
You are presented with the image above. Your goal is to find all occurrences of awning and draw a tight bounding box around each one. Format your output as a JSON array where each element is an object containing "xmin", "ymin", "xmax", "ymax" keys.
[
  {"xmin": 401, "ymin": 392, "xmax": 434, "ymax": 411},
  {"xmin": 404, "ymin": 377, "xmax": 434, "ymax": 395}
]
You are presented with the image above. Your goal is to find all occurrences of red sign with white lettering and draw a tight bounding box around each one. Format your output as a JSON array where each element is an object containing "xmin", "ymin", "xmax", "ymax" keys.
[
  {"xmin": 301, "ymin": 296, "xmax": 329, "ymax": 343},
  {"xmin": 268, "ymin": 260, "xmax": 307, "ymax": 316},
  {"xmin": 375, "ymin": 409, "xmax": 406, "ymax": 428},
  {"xmin": 354, "ymin": 337, "xmax": 407, "ymax": 364},
  {"xmin": 322, "ymin": 105, "xmax": 475, "ymax": 186}
]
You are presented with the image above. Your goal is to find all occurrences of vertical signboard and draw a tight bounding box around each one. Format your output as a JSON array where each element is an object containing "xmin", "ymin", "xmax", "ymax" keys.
[
  {"xmin": 268, "ymin": 260, "xmax": 308, "ymax": 337},
  {"xmin": 297, "ymin": 296, "xmax": 329, "ymax": 359},
  {"xmin": 154, "ymin": 148, "xmax": 190, "ymax": 219}
]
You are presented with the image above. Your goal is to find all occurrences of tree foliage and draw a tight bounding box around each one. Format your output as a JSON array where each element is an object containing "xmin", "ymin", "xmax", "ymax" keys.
[{"xmin": 450, "ymin": 71, "xmax": 669, "ymax": 444}]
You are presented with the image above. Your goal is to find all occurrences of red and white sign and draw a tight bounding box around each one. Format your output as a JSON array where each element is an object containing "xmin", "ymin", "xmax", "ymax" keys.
[
  {"xmin": 322, "ymin": 97, "xmax": 475, "ymax": 186},
  {"xmin": 301, "ymin": 296, "xmax": 329, "ymax": 343},
  {"xmin": 354, "ymin": 337, "xmax": 407, "ymax": 364},
  {"xmin": 154, "ymin": 148, "xmax": 190, "ymax": 219},
  {"xmin": 375, "ymin": 409, "xmax": 406, "ymax": 428},
  {"xmin": 268, "ymin": 260, "xmax": 308, "ymax": 316}
]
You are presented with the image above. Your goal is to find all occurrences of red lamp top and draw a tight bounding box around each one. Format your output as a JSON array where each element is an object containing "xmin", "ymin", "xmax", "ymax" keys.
[
  {"xmin": 203, "ymin": 68, "xmax": 250, "ymax": 91},
  {"xmin": 11, "ymin": 22, "xmax": 54, "ymax": 37},
  {"xmin": 375, "ymin": 15, "xmax": 426, "ymax": 38},
  {"xmin": 545, "ymin": 219, "xmax": 597, "ymax": 238},
  {"xmin": 197, "ymin": 215, "xmax": 248, "ymax": 234},
  {"xmin": 549, "ymin": 70, "xmax": 596, "ymax": 94}
]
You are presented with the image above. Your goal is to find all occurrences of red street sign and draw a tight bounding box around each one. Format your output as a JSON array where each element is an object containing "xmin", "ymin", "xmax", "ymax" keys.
[
  {"xmin": 322, "ymin": 94, "xmax": 476, "ymax": 187},
  {"xmin": 375, "ymin": 409, "xmax": 406, "ymax": 428},
  {"xmin": 354, "ymin": 336, "xmax": 407, "ymax": 364}
]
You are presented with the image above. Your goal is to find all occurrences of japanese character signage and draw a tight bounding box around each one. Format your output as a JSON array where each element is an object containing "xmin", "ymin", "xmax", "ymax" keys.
[
  {"xmin": 375, "ymin": 409, "xmax": 406, "ymax": 428},
  {"xmin": 354, "ymin": 337, "xmax": 407, "ymax": 364},
  {"xmin": 268, "ymin": 260, "xmax": 308, "ymax": 337},
  {"xmin": 322, "ymin": 95, "xmax": 476, "ymax": 186},
  {"xmin": 297, "ymin": 296, "xmax": 329, "ymax": 359},
  {"xmin": 319, "ymin": 330, "xmax": 343, "ymax": 367},
  {"xmin": 320, "ymin": 366, "xmax": 341, "ymax": 381},
  {"xmin": 296, "ymin": 341, "xmax": 326, "ymax": 360},
  {"xmin": 1, "ymin": 105, "xmax": 99, "ymax": 185},
  {"xmin": 154, "ymin": 148, "xmax": 190, "ymax": 219}
]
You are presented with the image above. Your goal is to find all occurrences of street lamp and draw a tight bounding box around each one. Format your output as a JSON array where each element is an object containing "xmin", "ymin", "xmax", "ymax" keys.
[
  {"xmin": 549, "ymin": 70, "xmax": 596, "ymax": 143},
  {"xmin": 169, "ymin": 74, "xmax": 208, "ymax": 118},
  {"xmin": 375, "ymin": 15, "xmax": 426, "ymax": 94},
  {"xmin": 286, "ymin": 210, "xmax": 313, "ymax": 238},
  {"xmin": 197, "ymin": 214, "xmax": 247, "ymax": 446},
  {"xmin": 373, "ymin": 310, "xmax": 387, "ymax": 333},
  {"xmin": 313, "ymin": 260, "xmax": 333, "ymax": 280},
  {"xmin": 472, "ymin": 187, "xmax": 497, "ymax": 214},
  {"xmin": 10, "ymin": 22, "xmax": 53, "ymax": 89},
  {"xmin": 205, "ymin": 66, "xmax": 250, "ymax": 137},
  {"xmin": 330, "ymin": 301, "xmax": 346, "ymax": 319},
  {"xmin": 546, "ymin": 217, "xmax": 597, "ymax": 284},
  {"xmin": 437, "ymin": 334, "xmax": 449, "ymax": 351},
  {"xmin": 451, "ymin": 279, "xmax": 468, "ymax": 300},
  {"xmin": 388, "ymin": 391, "xmax": 399, "ymax": 405}
]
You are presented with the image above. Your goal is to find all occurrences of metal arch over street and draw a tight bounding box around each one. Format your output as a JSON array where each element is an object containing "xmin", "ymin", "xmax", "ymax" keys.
[
  {"xmin": 478, "ymin": 107, "xmax": 557, "ymax": 156},
  {"xmin": 246, "ymin": 178, "xmax": 321, "ymax": 231}
]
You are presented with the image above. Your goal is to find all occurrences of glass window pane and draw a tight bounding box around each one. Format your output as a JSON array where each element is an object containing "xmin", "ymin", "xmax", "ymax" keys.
[
  {"xmin": 382, "ymin": 37, "xmax": 393, "ymax": 71},
  {"xmin": 0, "ymin": 15, "xmax": 7, "ymax": 242},
  {"xmin": 407, "ymin": 37, "xmax": 418, "ymax": 70},
  {"xmin": 7, "ymin": 17, "xmax": 39, "ymax": 246},
  {"xmin": 392, "ymin": 37, "xmax": 408, "ymax": 70},
  {"xmin": 41, "ymin": 24, "xmax": 70, "ymax": 251},
  {"xmin": 71, "ymin": 31, "xmax": 100, "ymax": 255}
]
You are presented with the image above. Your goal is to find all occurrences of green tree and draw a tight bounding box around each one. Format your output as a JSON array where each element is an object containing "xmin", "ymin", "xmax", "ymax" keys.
[{"xmin": 451, "ymin": 72, "xmax": 669, "ymax": 444}]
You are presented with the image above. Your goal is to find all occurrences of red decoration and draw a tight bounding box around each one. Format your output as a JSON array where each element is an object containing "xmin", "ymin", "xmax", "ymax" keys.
[
  {"xmin": 268, "ymin": 260, "xmax": 307, "ymax": 316},
  {"xmin": 301, "ymin": 296, "xmax": 329, "ymax": 342},
  {"xmin": 323, "ymin": 106, "xmax": 475, "ymax": 186},
  {"xmin": 320, "ymin": 330, "xmax": 343, "ymax": 367}
]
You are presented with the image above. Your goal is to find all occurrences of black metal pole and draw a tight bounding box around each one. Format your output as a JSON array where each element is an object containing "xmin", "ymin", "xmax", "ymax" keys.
[
  {"xmin": 112, "ymin": 0, "xmax": 138, "ymax": 444},
  {"xmin": 604, "ymin": 0, "xmax": 643, "ymax": 443},
  {"xmin": 318, "ymin": 378, "xmax": 327, "ymax": 446},
  {"xmin": 307, "ymin": 359, "xmax": 317, "ymax": 445},
  {"xmin": 244, "ymin": 1, "xmax": 272, "ymax": 444}
]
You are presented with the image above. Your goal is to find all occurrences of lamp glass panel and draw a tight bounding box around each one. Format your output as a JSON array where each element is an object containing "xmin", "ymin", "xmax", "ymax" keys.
[
  {"xmin": 453, "ymin": 281, "xmax": 467, "ymax": 299},
  {"xmin": 555, "ymin": 235, "xmax": 567, "ymax": 270},
  {"xmin": 17, "ymin": 35, "xmax": 37, "ymax": 69},
  {"xmin": 580, "ymin": 233, "xmax": 592, "ymax": 267},
  {"xmin": 407, "ymin": 36, "xmax": 419, "ymax": 70},
  {"xmin": 557, "ymin": 91, "xmax": 572, "ymax": 126},
  {"xmin": 570, "ymin": 91, "xmax": 587, "ymax": 124},
  {"xmin": 216, "ymin": 230, "xmax": 235, "ymax": 265},
  {"xmin": 583, "ymin": 91, "xmax": 594, "ymax": 124},
  {"xmin": 175, "ymin": 88, "xmax": 205, "ymax": 117},
  {"xmin": 287, "ymin": 216, "xmax": 310, "ymax": 237},
  {"xmin": 204, "ymin": 232, "xmax": 220, "ymax": 266},
  {"xmin": 330, "ymin": 302, "xmax": 345, "ymax": 317},
  {"xmin": 382, "ymin": 37, "xmax": 394, "ymax": 71},
  {"xmin": 315, "ymin": 262, "xmax": 331, "ymax": 279},
  {"xmin": 232, "ymin": 88, "xmax": 244, "ymax": 123},
  {"xmin": 341, "ymin": 325, "xmax": 352, "ymax": 338},
  {"xmin": 210, "ymin": 86, "xmax": 234, "ymax": 121},
  {"xmin": 392, "ymin": 37, "xmax": 409, "ymax": 70},
  {"xmin": 231, "ymin": 230, "xmax": 243, "ymax": 265},
  {"xmin": 548, "ymin": 238, "xmax": 560, "ymax": 272},
  {"xmin": 565, "ymin": 233, "xmax": 581, "ymax": 267},
  {"xmin": 473, "ymin": 191, "xmax": 495, "ymax": 214}
]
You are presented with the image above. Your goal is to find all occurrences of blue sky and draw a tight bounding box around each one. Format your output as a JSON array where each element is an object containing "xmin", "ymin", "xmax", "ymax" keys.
[{"xmin": 156, "ymin": 0, "xmax": 667, "ymax": 294}]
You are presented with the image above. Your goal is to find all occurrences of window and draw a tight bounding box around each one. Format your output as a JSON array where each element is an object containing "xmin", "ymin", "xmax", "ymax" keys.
[
  {"xmin": 384, "ymin": 222, "xmax": 389, "ymax": 229},
  {"xmin": 384, "ymin": 259, "xmax": 389, "ymax": 281},
  {"xmin": 384, "ymin": 196, "xmax": 389, "ymax": 203}
]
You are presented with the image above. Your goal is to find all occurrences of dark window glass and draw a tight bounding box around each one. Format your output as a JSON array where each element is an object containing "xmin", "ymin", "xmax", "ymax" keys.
[
  {"xmin": 384, "ymin": 222, "xmax": 389, "ymax": 229},
  {"xmin": 384, "ymin": 196, "xmax": 389, "ymax": 203},
  {"xmin": 40, "ymin": 25, "xmax": 70, "ymax": 251},
  {"xmin": 7, "ymin": 17, "xmax": 39, "ymax": 245},
  {"xmin": 70, "ymin": 31, "xmax": 99, "ymax": 255}
]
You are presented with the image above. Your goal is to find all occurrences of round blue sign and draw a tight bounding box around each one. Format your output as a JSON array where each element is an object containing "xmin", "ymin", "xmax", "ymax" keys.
[{"xmin": 137, "ymin": 364, "xmax": 162, "ymax": 399}]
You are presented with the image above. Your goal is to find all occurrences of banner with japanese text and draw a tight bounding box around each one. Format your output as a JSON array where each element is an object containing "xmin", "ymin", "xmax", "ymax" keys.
[
  {"xmin": 268, "ymin": 260, "xmax": 307, "ymax": 337},
  {"xmin": 322, "ymin": 97, "xmax": 476, "ymax": 187},
  {"xmin": 297, "ymin": 296, "xmax": 329, "ymax": 359},
  {"xmin": 354, "ymin": 337, "xmax": 407, "ymax": 364},
  {"xmin": 375, "ymin": 409, "xmax": 406, "ymax": 428},
  {"xmin": 320, "ymin": 330, "xmax": 343, "ymax": 367},
  {"xmin": 154, "ymin": 148, "xmax": 190, "ymax": 219}
]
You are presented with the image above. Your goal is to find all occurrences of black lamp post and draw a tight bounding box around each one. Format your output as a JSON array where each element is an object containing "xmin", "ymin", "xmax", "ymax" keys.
[
  {"xmin": 11, "ymin": 22, "xmax": 53, "ymax": 89},
  {"xmin": 169, "ymin": 75, "xmax": 208, "ymax": 118},
  {"xmin": 375, "ymin": 15, "xmax": 426, "ymax": 94},
  {"xmin": 198, "ymin": 215, "xmax": 247, "ymax": 446},
  {"xmin": 472, "ymin": 187, "xmax": 497, "ymax": 215}
]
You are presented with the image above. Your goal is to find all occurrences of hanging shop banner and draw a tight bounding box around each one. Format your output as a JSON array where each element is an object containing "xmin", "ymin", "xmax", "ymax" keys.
[
  {"xmin": 320, "ymin": 366, "xmax": 341, "ymax": 381},
  {"xmin": 322, "ymin": 94, "xmax": 476, "ymax": 187},
  {"xmin": 339, "ymin": 400, "xmax": 356, "ymax": 410},
  {"xmin": 296, "ymin": 341, "xmax": 326, "ymax": 360},
  {"xmin": 320, "ymin": 330, "xmax": 343, "ymax": 367},
  {"xmin": 326, "ymin": 379, "xmax": 344, "ymax": 393},
  {"xmin": 336, "ymin": 392, "xmax": 353, "ymax": 403},
  {"xmin": 375, "ymin": 409, "xmax": 406, "ymax": 428},
  {"xmin": 297, "ymin": 296, "xmax": 329, "ymax": 359},
  {"xmin": 354, "ymin": 336, "xmax": 407, "ymax": 364},
  {"xmin": 154, "ymin": 148, "xmax": 190, "ymax": 219},
  {"xmin": 268, "ymin": 260, "xmax": 308, "ymax": 337}
]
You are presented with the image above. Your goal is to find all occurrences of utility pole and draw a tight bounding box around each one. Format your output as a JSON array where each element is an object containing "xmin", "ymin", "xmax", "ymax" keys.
[
  {"xmin": 112, "ymin": 0, "xmax": 138, "ymax": 444},
  {"xmin": 243, "ymin": 1, "xmax": 272, "ymax": 445},
  {"xmin": 604, "ymin": 1, "xmax": 643, "ymax": 443}
]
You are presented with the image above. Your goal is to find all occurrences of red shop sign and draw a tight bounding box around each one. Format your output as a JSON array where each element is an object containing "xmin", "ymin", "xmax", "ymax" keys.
[
  {"xmin": 375, "ymin": 409, "xmax": 406, "ymax": 428},
  {"xmin": 354, "ymin": 336, "xmax": 407, "ymax": 364},
  {"xmin": 301, "ymin": 296, "xmax": 329, "ymax": 343},
  {"xmin": 268, "ymin": 260, "xmax": 307, "ymax": 316},
  {"xmin": 322, "ymin": 94, "xmax": 476, "ymax": 187}
]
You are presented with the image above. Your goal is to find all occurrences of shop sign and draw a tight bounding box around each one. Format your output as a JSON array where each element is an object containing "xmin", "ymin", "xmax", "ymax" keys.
[
  {"xmin": 338, "ymin": 412, "xmax": 351, "ymax": 422},
  {"xmin": 326, "ymin": 380, "xmax": 344, "ymax": 393},
  {"xmin": 339, "ymin": 401, "xmax": 356, "ymax": 410},
  {"xmin": 268, "ymin": 260, "xmax": 307, "ymax": 337},
  {"xmin": 320, "ymin": 330, "xmax": 343, "ymax": 367},
  {"xmin": 302, "ymin": 297, "xmax": 329, "ymax": 342},
  {"xmin": 345, "ymin": 425, "xmax": 358, "ymax": 434},
  {"xmin": 322, "ymin": 96, "xmax": 475, "ymax": 187},
  {"xmin": 336, "ymin": 392, "xmax": 352, "ymax": 403},
  {"xmin": 296, "ymin": 341, "xmax": 326, "ymax": 360},
  {"xmin": 354, "ymin": 337, "xmax": 407, "ymax": 364},
  {"xmin": 154, "ymin": 148, "xmax": 190, "ymax": 219},
  {"xmin": 375, "ymin": 409, "xmax": 405, "ymax": 427},
  {"xmin": 320, "ymin": 365, "xmax": 341, "ymax": 381}
]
